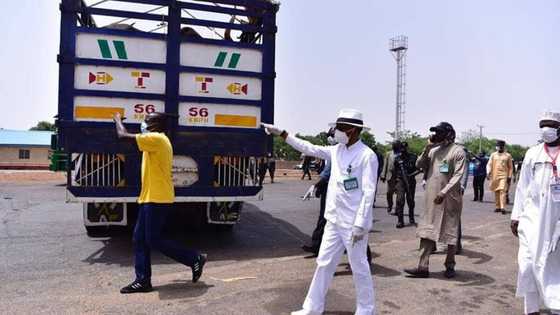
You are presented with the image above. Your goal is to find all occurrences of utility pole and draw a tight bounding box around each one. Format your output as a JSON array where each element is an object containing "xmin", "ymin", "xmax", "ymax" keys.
[
  {"xmin": 477, "ymin": 124, "xmax": 484, "ymax": 153},
  {"xmin": 389, "ymin": 35, "xmax": 408, "ymax": 140}
]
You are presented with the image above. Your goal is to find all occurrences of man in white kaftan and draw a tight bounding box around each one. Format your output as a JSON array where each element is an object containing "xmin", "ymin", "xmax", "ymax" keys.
[
  {"xmin": 263, "ymin": 108, "xmax": 377, "ymax": 315},
  {"xmin": 511, "ymin": 111, "xmax": 560, "ymax": 315}
]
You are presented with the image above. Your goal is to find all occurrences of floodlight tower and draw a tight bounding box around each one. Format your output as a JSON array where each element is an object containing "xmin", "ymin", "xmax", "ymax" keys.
[{"xmin": 389, "ymin": 35, "xmax": 408, "ymax": 140}]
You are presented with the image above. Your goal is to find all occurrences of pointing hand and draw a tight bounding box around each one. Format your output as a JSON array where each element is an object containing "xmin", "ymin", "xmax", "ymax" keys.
[{"xmin": 261, "ymin": 123, "xmax": 283, "ymax": 136}]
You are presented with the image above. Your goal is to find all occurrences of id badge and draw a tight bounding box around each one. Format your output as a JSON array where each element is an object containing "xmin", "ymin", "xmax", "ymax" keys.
[
  {"xmin": 439, "ymin": 163, "xmax": 449, "ymax": 174},
  {"xmin": 551, "ymin": 184, "xmax": 560, "ymax": 203},
  {"xmin": 343, "ymin": 177, "xmax": 359, "ymax": 191}
]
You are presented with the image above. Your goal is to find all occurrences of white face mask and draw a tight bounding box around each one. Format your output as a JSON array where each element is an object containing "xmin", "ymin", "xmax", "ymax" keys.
[
  {"xmin": 327, "ymin": 136, "xmax": 337, "ymax": 145},
  {"xmin": 334, "ymin": 129, "xmax": 349, "ymax": 145},
  {"xmin": 140, "ymin": 121, "xmax": 149, "ymax": 134},
  {"xmin": 541, "ymin": 126, "xmax": 559, "ymax": 143}
]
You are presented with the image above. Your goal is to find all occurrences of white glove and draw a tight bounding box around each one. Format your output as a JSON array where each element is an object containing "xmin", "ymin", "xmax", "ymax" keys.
[
  {"xmin": 351, "ymin": 226, "xmax": 366, "ymax": 246},
  {"xmin": 550, "ymin": 221, "xmax": 560, "ymax": 253},
  {"xmin": 302, "ymin": 185, "xmax": 315, "ymax": 200},
  {"xmin": 261, "ymin": 123, "xmax": 283, "ymax": 136},
  {"xmin": 421, "ymin": 179, "xmax": 427, "ymax": 190}
]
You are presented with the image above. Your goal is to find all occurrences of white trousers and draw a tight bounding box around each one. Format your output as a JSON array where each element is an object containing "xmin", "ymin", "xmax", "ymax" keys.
[
  {"xmin": 524, "ymin": 292, "xmax": 560, "ymax": 314},
  {"xmin": 302, "ymin": 221, "xmax": 375, "ymax": 315}
]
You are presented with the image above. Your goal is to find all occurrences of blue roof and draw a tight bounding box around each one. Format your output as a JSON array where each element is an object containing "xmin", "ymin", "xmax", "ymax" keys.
[{"xmin": 0, "ymin": 129, "xmax": 53, "ymax": 146}]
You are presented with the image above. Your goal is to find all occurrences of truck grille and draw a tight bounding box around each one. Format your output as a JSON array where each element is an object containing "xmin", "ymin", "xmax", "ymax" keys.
[
  {"xmin": 72, "ymin": 153, "xmax": 125, "ymax": 187},
  {"xmin": 214, "ymin": 156, "xmax": 264, "ymax": 187}
]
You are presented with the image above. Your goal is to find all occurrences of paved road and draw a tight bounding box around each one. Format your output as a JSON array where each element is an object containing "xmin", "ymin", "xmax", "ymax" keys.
[{"xmin": 0, "ymin": 176, "xmax": 527, "ymax": 314}]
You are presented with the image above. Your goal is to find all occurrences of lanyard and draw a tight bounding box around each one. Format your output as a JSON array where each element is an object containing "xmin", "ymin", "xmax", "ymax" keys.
[{"xmin": 544, "ymin": 144, "xmax": 560, "ymax": 179}]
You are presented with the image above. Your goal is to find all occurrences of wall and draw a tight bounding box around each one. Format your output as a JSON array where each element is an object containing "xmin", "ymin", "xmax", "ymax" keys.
[{"xmin": 0, "ymin": 146, "xmax": 51, "ymax": 169}]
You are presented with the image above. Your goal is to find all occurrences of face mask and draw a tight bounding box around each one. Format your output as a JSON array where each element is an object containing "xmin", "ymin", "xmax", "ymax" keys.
[
  {"xmin": 140, "ymin": 121, "xmax": 149, "ymax": 134},
  {"xmin": 334, "ymin": 129, "xmax": 349, "ymax": 145},
  {"xmin": 327, "ymin": 136, "xmax": 337, "ymax": 145},
  {"xmin": 541, "ymin": 127, "xmax": 559, "ymax": 143}
]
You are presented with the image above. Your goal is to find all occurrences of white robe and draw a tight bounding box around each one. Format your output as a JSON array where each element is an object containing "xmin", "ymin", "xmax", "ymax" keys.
[{"xmin": 512, "ymin": 143, "xmax": 560, "ymax": 310}]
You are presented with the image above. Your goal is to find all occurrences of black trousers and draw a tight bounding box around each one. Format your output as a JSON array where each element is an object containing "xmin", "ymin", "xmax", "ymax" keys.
[
  {"xmin": 268, "ymin": 162, "xmax": 276, "ymax": 183},
  {"xmin": 302, "ymin": 167, "xmax": 312, "ymax": 180},
  {"xmin": 386, "ymin": 178, "xmax": 397, "ymax": 209},
  {"xmin": 310, "ymin": 191, "xmax": 328, "ymax": 249},
  {"xmin": 473, "ymin": 175, "xmax": 485, "ymax": 201},
  {"xmin": 395, "ymin": 178, "xmax": 416, "ymax": 222}
]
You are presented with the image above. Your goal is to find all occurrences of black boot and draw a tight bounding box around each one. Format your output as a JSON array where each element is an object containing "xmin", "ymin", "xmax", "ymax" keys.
[
  {"xmin": 409, "ymin": 209, "xmax": 416, "ymax": 225},
  {"xmin": 396, "ymin": 215, "xmax": 405, "ymax": 229}
]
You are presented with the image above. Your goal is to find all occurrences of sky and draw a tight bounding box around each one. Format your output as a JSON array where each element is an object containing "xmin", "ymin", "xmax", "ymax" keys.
[{"xmin": 0, "ymin": 0, "xmax": 559, "ymax": 146}]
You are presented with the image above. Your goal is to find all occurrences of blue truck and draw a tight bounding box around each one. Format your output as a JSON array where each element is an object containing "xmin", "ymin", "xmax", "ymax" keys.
[{"xmin": 55, "ymin": 0, "xmax": 279, "ymax": 236}]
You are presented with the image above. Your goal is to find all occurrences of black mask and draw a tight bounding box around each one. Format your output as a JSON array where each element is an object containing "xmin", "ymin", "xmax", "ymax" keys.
[{"xmin": 429, "ymin": 131, "xmax": 446, "ymax": 143}]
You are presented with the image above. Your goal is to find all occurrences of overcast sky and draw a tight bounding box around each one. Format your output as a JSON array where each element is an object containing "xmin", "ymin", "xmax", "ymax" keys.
[{"xmin": 1, "ymin": 0, "xmax": 558, "ymax": 146}]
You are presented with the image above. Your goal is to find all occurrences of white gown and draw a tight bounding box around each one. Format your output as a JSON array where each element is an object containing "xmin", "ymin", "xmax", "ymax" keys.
[{"xmin": 512, "ymin": 143, "xmax": 560, "ymax": 310}]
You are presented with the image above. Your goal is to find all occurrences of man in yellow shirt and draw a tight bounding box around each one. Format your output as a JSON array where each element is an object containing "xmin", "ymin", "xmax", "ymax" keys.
[
  {"xmin": 487, "ymin": 140, "xmax": 513, "ymax": 214},
  {"xmin": 113, "ymin": 112, "xmax": 206, "ymax": 294}
]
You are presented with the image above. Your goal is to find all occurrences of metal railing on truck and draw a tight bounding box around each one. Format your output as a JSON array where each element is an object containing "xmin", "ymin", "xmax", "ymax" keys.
[{"xmin": 56, "ymin": 0, "xmax": 279, "ymax": 202}]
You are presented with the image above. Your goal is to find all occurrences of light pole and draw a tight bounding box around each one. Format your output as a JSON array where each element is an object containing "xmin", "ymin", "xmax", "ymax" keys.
[{"xmin": 477, "ymin": 124, "xmax": 484, "ymax": 153}]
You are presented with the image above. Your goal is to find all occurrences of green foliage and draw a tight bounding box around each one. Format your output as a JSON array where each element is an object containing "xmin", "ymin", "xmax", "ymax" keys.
[
  {"xmin": 459, "ymin": 129, "xmax": 528, "ymax": 161},
  {"xmin": 30, "ymin": 121, "xmax": 55, "ymax": 131},
  {"xmin": 274, "ymin": 128, "xmax": 530, "ymax": 161},
  {"xmin": 385, "ymin": 130, "xmax": 428, "ymax": 156}
]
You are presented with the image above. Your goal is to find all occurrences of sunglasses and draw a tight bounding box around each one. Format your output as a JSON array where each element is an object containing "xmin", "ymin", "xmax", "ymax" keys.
[{"xmin": 336, "ymin": 124, "xmax": 355, "ymax": 132}]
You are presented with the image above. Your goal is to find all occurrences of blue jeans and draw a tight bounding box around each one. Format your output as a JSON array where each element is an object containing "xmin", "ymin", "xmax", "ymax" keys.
[{"xmin": 134, "ymin": 203, "xmax": 199, "ymax": 282}]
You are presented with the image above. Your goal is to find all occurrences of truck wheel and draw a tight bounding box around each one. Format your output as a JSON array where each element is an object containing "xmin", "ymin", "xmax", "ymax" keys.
[{"xmin": 85, "ymin": 226, "xmax": 110, "ymax": 237}]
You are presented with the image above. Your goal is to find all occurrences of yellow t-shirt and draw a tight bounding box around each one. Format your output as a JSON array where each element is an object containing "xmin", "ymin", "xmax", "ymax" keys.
[{"xmin": 135, "ymin": 132, "xmax": 175, "ymax": 204}]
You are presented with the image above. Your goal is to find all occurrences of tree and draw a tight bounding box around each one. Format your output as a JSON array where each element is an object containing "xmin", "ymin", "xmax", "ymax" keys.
[
  {"xmin": 385, "ymin": 130, "xmax": 428, "ymax": 156},
  {"xmin": 30, "ymin": 121, "xmax": 55, "ymax": 131},
  {"xmin": 459, "ymin": 129, "xmax": 528, "ymax": 161}
]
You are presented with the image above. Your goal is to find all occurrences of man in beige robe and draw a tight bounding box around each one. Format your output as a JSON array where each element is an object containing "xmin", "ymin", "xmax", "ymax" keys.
[
  {"xmin": 380, "ymin": 143, "xmax": 398, "ymax": 214},
  {"xmin": 404, "ymin": 122, "xmax": 466, "ymax": 279},
  {"xmin": 487, "ymin": 140, "xmax": 513, "ymax": 214}
]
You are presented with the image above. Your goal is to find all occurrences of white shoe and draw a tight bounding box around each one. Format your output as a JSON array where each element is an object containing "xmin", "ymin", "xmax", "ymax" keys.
[{"xmin": 291, "ymin": 309, "xmax": 321, "ymax": 315}]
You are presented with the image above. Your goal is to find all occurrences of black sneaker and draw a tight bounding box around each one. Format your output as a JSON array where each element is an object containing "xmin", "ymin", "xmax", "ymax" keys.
[
  {"xmin": 404, "ymin": 268, "xmax": 430, "ymax": 278},
  {"xmin": 120, "ymin": 280, "xmax": 153, "ymax": 294},
  {"xmin": 192, "ymin": 254, "xmax": 207, "ymax": 283}
]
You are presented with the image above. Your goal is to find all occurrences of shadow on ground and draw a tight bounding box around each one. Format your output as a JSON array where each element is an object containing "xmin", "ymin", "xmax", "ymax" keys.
[{"xmin": 82, "ymin": 202, "xmax": 310, "ymax": 267}]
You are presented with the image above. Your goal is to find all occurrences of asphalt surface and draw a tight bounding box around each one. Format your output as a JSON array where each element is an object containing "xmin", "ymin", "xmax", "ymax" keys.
[{"xmin": 0, "ymin": 175, "xmax": 531, "ymax": 314}]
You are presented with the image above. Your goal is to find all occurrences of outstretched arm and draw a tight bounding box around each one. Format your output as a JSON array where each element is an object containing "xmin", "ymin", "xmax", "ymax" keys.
[
  {"xmin": 114, "ymin": 113, "xmax": 136, "ymax": 140},
  {"xmin": 262, "ymin": 123, "xmax": 331, "ymax": 161}
]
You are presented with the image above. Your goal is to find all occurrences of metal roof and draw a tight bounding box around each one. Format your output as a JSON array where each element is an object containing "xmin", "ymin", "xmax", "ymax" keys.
[{"xmin": 0, "ymin": 129, "xmax": 53, "ymax": 147}]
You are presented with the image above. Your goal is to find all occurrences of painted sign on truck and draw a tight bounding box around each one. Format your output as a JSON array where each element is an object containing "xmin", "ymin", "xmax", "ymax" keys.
[
  {"xmin": 179, "ymin": 73, "xmax": 261, "ymax": 100},
  {"xmin": 178, "ymin": 103, "xmax": 260, "ymax": 129},
  {"xmin": 180, "ymin": 43, "xmax": 262, "ymax": 72},
  {"xmin": 75, "ymin": 65, "xmax": 166, "ymax": 94},
  {"xmin": 74, "ymin": 96, "xmax": 165, "ymax": 122},
  {"xmin": 76, "ymin": 33, "xmax": 166, "ymax": 64}
]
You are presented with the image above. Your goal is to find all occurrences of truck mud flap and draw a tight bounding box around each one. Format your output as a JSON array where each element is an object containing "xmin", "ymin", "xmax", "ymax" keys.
[
  {"xmin": 207, "ymin": 202, "xmax": 243, "ymax": 225},
  {"xmin": 84, "ymin": 202, "xmax": 127, "ymax": 226}
]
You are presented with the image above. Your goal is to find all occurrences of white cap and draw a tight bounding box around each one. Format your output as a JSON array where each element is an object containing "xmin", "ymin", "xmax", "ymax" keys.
[
  {"xmin": 540, "ymin": 111, "xmax": 560, "ymax": 123},
  {"xmin": 328, "ymin": 108, "xmax": 370, "ymax": 131}
]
